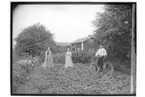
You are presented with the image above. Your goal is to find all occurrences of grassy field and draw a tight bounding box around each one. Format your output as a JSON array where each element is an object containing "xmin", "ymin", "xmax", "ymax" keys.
[{"xmin": 15, "ymin": 62, "xmax": 131, "ymax": 94}]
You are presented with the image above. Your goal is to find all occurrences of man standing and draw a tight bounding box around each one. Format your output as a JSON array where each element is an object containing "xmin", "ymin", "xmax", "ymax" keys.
[{"xmin": 95, "ymin": 45, "xmax": 107, "ymax": 71}]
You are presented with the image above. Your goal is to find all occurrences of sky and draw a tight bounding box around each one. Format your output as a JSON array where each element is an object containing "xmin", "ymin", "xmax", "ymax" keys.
[{"xmin": 13, "ymin": 4, "xmax": 104, "ymax": 43}]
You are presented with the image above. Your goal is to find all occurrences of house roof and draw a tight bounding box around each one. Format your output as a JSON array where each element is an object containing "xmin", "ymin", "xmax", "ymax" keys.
[
  {"xmin": 71, "ymin": 37, "xmax": 88, "ymax": 44},
  {"xmin": 56, "ymin": 42, "xmax": 71, "ymax": 46},
  {"xmin": 71, "ymin": 35, "xmax": 94, "ymax": 44},
  {"xmin": 56, "ymin": 35, "xmax": 94, "ymax": 45}
]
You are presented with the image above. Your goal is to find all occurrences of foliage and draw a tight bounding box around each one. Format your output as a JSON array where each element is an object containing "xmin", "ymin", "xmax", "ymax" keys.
[
  {"xmin": 53, "ymin": 52, "xmax": 94, "ymax": 64},
  {"xmin": 53, "ymin": 53, "xmax": 65, "ymax": 64},
  {"xmin": 72, "ymin": 51, "xmax": 94, "ymax": 64},
  {"xmin": 12, "ymin": 49, "xmax": 20, "ymax": 64},
  {"xmin": 14, "ymin": 23, "xmax": 57, "ymax": 61},
  {"xmin": 18, "ymin": 63, "xmax": 130, "ymax": 94},
  {"xmin": 92, "ymin": 4, "xmax": 132, "ymax": 68},
  {"xmin": 12, "ymin": 57, "xmax": 40, "ymax": 93},
  {"xmin": 107, "ymin": 59, "xmax": 130, "ymax": 74}
]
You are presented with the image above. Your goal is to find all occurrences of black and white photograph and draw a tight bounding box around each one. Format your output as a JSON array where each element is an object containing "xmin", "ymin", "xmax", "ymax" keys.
[{"xmin": 11, "ymin": 2, "xmax": 136, "ymax": 96}]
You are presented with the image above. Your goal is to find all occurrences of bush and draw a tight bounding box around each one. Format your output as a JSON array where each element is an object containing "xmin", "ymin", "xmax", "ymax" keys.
[
  {"xmin": 53, "ymin": 51, "xmax": 94, "ymax": 64},
  {"xmin": 72, "ymin": 51, "xmax": 94, "ymax": 64},
  {"xmin": 53, "ymin": 53, "xmax": 65, "ymax": 64},
  {"xmin": 13, "ymin": 49, "xmax": 20, "ymax": 64},
  {"xmin": 12, "ymin": 57, "xmax": 40, "ymax": 93},
  {"xmin": 106, "ymin": 59, "xmax": 131, "ymax": 74},
  {"xmin": 50, "ymin": 51, "xmax": 94, "ymax": 65}
]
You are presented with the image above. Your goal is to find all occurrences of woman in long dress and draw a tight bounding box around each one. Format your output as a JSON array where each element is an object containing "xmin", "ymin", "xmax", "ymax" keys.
[
  {"xmin": 43, "ymin": 47, "xmax": 54, "ymax": 68},
  {"xmin": 65, "ymin": 48, "xmax": 73, "ymax": 68}
]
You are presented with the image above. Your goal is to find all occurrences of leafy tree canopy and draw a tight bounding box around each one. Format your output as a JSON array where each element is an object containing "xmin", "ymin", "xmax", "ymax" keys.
[
  {"xmin": 15, "ymin": 23, "xmax": 56, "ymax": 59},
  {"xmin": 92, "ymin": 4, "xmax": 132, "ymax": 65}
]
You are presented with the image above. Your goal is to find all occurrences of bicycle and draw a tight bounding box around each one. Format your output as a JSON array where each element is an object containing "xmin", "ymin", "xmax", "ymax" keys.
[{"xmin": 89, "ymin": 57, "xmax": 114, "ymax": 76}]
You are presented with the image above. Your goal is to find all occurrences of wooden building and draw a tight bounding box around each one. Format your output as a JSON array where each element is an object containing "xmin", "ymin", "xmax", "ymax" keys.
[
  {"xmin": 56, "ymin": 42, "xmax": 71, "ymax": 52},
  {"xmin": 71, "ymin": 35, "xmax": 95, "ymax": 52}
]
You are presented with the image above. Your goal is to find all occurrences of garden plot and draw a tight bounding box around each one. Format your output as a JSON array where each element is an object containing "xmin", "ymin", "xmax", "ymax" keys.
[{"xmin": 16, "ymin": 63, "xmax": 130, "ymax": 94}]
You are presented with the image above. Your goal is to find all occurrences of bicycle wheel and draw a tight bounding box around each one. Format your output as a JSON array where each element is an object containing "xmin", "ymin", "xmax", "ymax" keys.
[
  {"xmin": 90, "ymin": 62, "xmax": 100, "ymax": 75},
  {"xmin": 103, "ymin": 62, "xmax": 113, "ymax": 76}
]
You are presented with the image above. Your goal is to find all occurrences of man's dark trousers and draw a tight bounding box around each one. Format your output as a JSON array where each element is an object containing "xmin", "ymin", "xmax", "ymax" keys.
[{"xmin": 97, "ymin": 56, "xmax": 105, "ymax": 70}]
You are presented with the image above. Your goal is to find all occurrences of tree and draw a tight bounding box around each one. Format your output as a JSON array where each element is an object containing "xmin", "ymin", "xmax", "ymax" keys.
[
  {"xmin": 92, "ymin": 4, "xmax": 132, "ymax": 67},
  {"xmin": 14, "ymin": 23, "xmax": 56, "ymax": 60}
]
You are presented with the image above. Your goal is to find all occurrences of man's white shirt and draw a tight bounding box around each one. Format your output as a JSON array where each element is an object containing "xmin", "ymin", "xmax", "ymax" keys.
[{"xmin": 95, "ymin": 48, "xmax": 107, "ymax": 57}]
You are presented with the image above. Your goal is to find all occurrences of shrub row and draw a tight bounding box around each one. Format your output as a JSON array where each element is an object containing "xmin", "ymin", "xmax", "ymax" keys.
[
  {"xmin": 72, "ymin": 51, "xmax": 94, "ymax": 64},
  {"xmin": 53, "ymin": 52, "xmax": 130, "ymax": 74},
  {"xmin": 53, "ymin": 53, "xmax": 65, "ymax": 64},
  {"xmin": 53, "ymin": 52, "xmax": 94, "ymax": 64}
]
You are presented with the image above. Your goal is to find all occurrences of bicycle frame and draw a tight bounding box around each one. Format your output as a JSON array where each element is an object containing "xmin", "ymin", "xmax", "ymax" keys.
[
  {"xmin": 90, "ymin": 56, "xmax": 113, "ymax": 75},
  {"xmin": 89, "ymin": 57, "xmax": 100, "ymax": 74}
]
